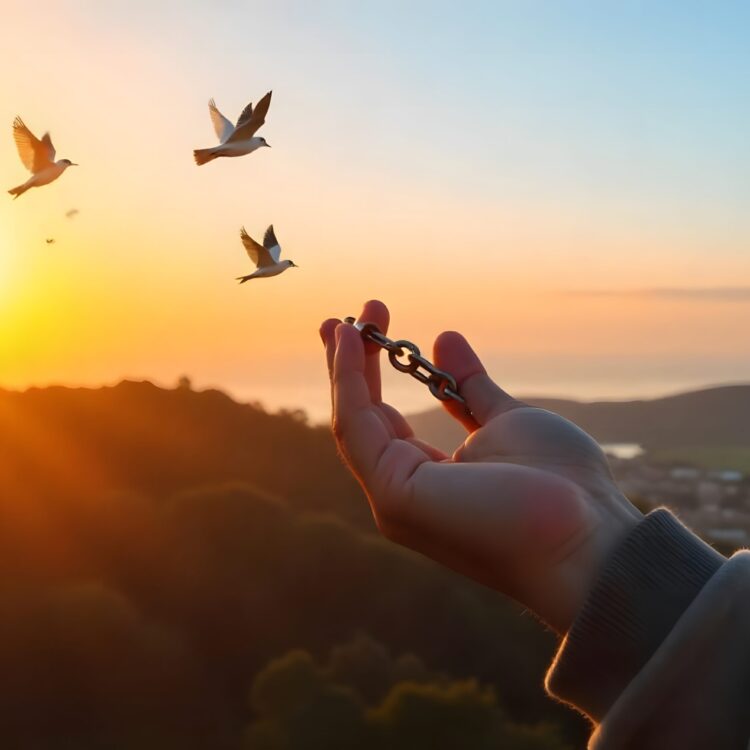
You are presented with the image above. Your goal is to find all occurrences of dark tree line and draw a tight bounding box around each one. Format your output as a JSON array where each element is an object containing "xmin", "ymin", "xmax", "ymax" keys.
[
  {"xmin": 246, "ymin": 636, "xmax": 571, "ymax": 749},
  {"xmin": 0, "ymin": 382, "xmax": 587, "ymax": 747}
]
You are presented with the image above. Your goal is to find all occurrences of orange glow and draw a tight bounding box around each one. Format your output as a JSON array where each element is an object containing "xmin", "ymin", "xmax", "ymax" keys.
[{"xmin": 0, "ymin": 3, "xmax": 748, "ymax": 421}]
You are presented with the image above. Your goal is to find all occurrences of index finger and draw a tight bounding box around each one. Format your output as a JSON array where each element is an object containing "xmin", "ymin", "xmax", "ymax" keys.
[
  {"xmin": 357, "ymin": 299, "xmax": 390, "ymax": 404},
  {"xmin": 332, "ymin": 323, "xmax": 430, "ymax": 494}
]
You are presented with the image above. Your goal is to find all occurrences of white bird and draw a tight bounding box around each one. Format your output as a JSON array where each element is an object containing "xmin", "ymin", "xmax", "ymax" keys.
[
  {"xmin": 194, "ymin": 91, "xmax": 272, "ymax": 166},
  {"xmin": 8, "ymin": 117, "xmax": 77, "ymax": 199},
  {"xmin": 236, "ymin": 225, "xmax": 297, "ymax": 283}
]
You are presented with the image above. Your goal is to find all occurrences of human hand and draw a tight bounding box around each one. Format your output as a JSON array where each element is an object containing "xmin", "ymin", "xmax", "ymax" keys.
[{"xmin": 320, "ymin": 300, "xmax": 642, "ymax": 633}]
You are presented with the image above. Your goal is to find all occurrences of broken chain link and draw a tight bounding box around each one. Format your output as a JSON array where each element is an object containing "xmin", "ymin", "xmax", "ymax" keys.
[{"xmin": 344, "ymin": 316, "xmax": 467, "ymax": 406}]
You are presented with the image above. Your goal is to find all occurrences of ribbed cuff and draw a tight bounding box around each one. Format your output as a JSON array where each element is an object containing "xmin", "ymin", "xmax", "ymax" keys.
[{"xmin": 546, "ymin": 509, "xmax": 725, "ymax": 722}]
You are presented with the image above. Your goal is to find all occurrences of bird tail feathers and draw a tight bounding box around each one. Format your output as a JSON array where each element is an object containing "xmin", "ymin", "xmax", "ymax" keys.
[
  {"xmin": 8, "ymin": 183, "xmax": 28, "ymax": 199},
  {"xmin": 193, "ymin": 148, "xmax": 217, "ymax": 166},
  {"xmin": 236, "ymin": 275, "xmax": 253, "ymax": 284}
]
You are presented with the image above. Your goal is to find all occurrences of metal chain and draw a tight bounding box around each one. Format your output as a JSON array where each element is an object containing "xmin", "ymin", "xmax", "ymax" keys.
[{"xmin": 344, "ymin": 317, "xmax": 466, "ymax": 406}]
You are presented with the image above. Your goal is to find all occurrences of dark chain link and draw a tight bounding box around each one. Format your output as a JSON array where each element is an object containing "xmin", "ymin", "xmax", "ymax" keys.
[{"xmin": 344, "ymin": 317, "xmax": 467, "ymax": 406}]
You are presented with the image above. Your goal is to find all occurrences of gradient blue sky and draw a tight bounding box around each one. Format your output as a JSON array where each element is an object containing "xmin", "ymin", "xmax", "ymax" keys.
[{"xmin": 1, "ymin": 1, "xmax": 748, "ymax": 419}]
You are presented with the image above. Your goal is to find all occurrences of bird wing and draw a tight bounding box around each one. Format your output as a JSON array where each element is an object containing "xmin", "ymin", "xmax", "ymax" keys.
[
  {"xmin": 263, "ymin": 225, "xmax": 281, "ymax": 263},
  {"xmin": 208, "ymin": 99, "xmax": 234, "ymax": 143},
  {"xmin": 240, "ymin": 227, "xmax": 274, "ymax": 268},
  {"xmin": 235, "ymin": 100, "xmax": 254, "ymax": 128},
  {"xmin": 13, "ymin": 117, "xmax": 56, "ymax": 173},
  {"xmin": 226, "ymin": 90, "xmax": 271, "ymax": 142}
]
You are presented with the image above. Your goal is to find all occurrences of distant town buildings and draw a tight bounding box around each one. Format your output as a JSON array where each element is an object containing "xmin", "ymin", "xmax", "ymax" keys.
[{"xmin": 606, "ymin": 448, "xmax": 750, "ymax": 551}]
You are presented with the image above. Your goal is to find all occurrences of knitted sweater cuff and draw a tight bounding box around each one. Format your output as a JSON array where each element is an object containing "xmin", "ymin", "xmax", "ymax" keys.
[{"xmin": 545, "ymin": 509, "xmax": 725, "ymax": 722}]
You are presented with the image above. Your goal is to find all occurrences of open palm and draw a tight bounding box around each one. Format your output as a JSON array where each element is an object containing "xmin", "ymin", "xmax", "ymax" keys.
[{"xmin": 321, "ymin": 301, "xmax": 641, "ymax": 632}]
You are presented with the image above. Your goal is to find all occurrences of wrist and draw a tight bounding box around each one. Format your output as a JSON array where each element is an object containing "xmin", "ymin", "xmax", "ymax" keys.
[
  {"xmin": 572, "ymin": 490, "xmax": 644, "ymax": 626},
  {"xmin": 524, "ymin": 485, "xmax": 642, "ymax": 634},
  {"xmin": 546, "ymin": 509, "xmax": 725, "ymax": 720}
]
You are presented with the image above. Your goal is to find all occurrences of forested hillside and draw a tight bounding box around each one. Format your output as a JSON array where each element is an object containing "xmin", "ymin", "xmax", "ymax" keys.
[{"xmin": 0, "ymin": 381, "xmax": 584, "ymax": 748}]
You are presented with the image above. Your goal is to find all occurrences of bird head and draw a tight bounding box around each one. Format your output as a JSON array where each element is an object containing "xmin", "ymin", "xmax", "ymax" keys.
[
  {"xmin": 59, "ymin": 159, "xmax": 78, "ymax": 168},
  {"xmin": 286, "ymin": 260, "xmax": 298, "ymax": 268},
  {"xmin": 259, "ymin": 137, "xmax": 271, "ymax": 148}
]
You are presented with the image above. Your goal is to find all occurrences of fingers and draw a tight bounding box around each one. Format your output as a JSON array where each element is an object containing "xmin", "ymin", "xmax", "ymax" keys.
[
  {"xmin": 320, "ymin": 317, "xmax": 341, "ymax": 410},
  {"xmin": 320, "ymin": 299, "xmax": 388, "ymax": 402},
  {"xmin": 319, "ymin": 303, "xmax": 445, "ymax": 499},
  {"xmin": 331, "ymin": 323, "xmax": 430, "ymax": 494},
  {"xmin": 331, "ymin": 323, "xmax": 393, "ymax": 478},
  {"xmin": 321, "ymin": 301, "xmax": 409, "ymax": 439},
  {"xmin": 433, "ymin": 331, "xmax": 517, "ymax": 430},
  {"xmin": 357, "ymin": 299, "xmax": 389, "ymax": 404},
  {"xmin": 320, "ymin": 318, "xmax": 340, "ymax": 379}
]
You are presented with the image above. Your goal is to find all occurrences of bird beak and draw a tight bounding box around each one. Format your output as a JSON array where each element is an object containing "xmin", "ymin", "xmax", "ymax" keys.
[
  {"xmin": 70, "ymin": 162, "xmax": 79, "ymax": 166},
  {"xmin": 265, "ymin": 143, "xmax": 272, "ymax": 148}
]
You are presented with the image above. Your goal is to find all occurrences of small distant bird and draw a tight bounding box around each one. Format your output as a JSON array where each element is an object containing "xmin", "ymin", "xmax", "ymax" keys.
[
  {"xmin": 65, "ymin": 208, "xmax": 79, "ymax": 219},
  {"xmin": 194, "ymin": 91, "xmax": 272, "ymax": 166},
  {"xmin": 45, "ymin": 238, "xmax": 55, "ymax": 244},
  {"xmin": 8, "ymin": 117, "xmax": 78, "ymax": 199},
  {"xmin": 236, "ymin": 225, "xmax": 297, "ymax": 283}
]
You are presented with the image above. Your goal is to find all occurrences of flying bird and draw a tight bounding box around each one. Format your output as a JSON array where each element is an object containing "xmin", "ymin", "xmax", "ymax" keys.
[
  {"xmin": 8, "ymin": 117, "xmax": 78, "ymax": 199},
  {"xmin": 45, "ymin": 238, "xmax": 55, "ymax": 244},
  {"xmin": 236, "ymin": 225, "xmax": 297, "ymax": 283},
  {"xmin": 65, "ymin": 208, "xmax": 79, "ymax": 219},
  {"xmin": 194, "ymin": 91, "xmax": 272, "ymax": 166}
]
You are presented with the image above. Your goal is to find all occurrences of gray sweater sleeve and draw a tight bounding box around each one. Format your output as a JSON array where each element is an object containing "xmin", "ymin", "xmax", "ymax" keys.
[{"xmin": 545, "ymin": 509, "xmax": 750, "ymax": 749}]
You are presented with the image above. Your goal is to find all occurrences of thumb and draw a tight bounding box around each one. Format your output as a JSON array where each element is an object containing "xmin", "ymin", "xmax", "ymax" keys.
[{"xmin": 433, "ymin": 331, "xmax": 518, "ymax": 430}]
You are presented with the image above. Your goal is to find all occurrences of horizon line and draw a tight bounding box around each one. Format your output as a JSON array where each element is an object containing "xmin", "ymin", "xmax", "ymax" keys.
[{"xmin": 4, "ymin": 377, "xmax": 750, "ymax": 419}]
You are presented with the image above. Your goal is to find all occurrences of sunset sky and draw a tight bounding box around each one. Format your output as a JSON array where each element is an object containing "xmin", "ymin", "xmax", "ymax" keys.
[{"xmin": 1, "ymin": 1, "xmax": 748, "ymax": 420}]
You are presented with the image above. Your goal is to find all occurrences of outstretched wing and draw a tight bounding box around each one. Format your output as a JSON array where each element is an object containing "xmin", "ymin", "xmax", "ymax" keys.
[
  {"xmin": 235, "ymin": 100, "xmax": 254, "ymax": 128},
  {"xmin": 263, "ymin": 224, "xmax": 281, "ymax": 263},
  {"xmin": 240, "ymin": 227, "xmax": 274, "ymax": 268},
  {"xmin": 208, "ymin": 99, "xmax": 234, "ymax": 143},
  {"xmin": 13, "ymin": 117, "xmax": 56, "ymax": 173},
  {"xmin": 227, "ymin": 90, "xmax": 272, "ymax": 142}
]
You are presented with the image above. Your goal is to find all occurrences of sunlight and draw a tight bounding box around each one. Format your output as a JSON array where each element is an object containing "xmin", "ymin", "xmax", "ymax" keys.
[
  {"xmin": 0, "ymin": 222, "xmax": 32, "ymax": 377},
  {"xmin": 0, "ymin": 234, "xmax": 18, "ymax": 313}
]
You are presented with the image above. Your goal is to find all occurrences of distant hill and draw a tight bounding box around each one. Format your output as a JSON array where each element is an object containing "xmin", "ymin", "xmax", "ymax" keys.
[
  {"xmin": 407, "ymin": 385, "xmax": 750, "ymax": 456},
  {"xmin": 0, "ymin": 379, "xmax": 368, "ymax": 529}
]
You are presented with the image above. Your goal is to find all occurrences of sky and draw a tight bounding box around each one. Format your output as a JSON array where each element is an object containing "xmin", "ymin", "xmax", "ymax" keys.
[{"xmin": 1, "ymin": 0, "xmax": 748, "ymax": 421}]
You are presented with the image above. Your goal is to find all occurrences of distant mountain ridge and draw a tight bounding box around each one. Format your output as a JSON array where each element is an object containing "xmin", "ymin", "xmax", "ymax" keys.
[{"xmin": 407, "ymin": 384, "xmax": 750, "ymax": 455}]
